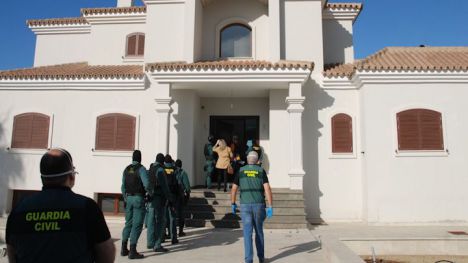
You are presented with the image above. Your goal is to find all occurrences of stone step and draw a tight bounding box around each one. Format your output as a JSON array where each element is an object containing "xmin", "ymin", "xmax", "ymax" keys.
[
  {"xmin": 189, "ymin": 193, "xmax": 305, "ymax": 201},
  {"xmin": 188, "ymin": 198, "xmax": 305, "ymax": 207},
  {"xmin": 185, "ymin": 205, "xmax": 306, "ymax": 215},
  {"xmin": 185, "ymin": 219, "xmax": 308, "ymax": 229},
  {"xmin": 185, "ymin": 212, "xmax": 306, "ymax": 222}
]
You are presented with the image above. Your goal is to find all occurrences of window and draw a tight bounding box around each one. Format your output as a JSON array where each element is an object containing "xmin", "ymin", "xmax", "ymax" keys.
[
  {"xmin": 97, "ymin": 193, "xmax": 124, "ymax": 215},
  {"xmin": 220, "ymin": 23, "xmax": 252, "ymax": 58},
  {"xmin": 332, "ymin": 113, "xmax": 353, "ymax": 153},
  {"xmin": 126, "ymin": 33, "xmax": 145, "ymax": 57},
  {"xmin": 95, "ymin": 113, "xmax": 136, "ymax": 151},
  {"xmin": 397, "ymin": 109, "xmax": 444, "ymax": 151},
  {"xmin": 11, "ymin": 113, "xmax": 50, "ymax": 149}
]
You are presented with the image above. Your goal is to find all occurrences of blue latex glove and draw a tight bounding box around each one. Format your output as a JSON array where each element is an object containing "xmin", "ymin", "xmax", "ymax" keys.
[
  {"xmin": 266, "ymin": 207, "xmax": 273, "ymax": 219},
  {"xmin": 231, "ymin": 203, "xmax": 237, "ymax": 214}
]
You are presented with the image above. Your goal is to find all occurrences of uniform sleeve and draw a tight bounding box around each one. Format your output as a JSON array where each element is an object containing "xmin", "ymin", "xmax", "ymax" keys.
[
  {"xmin": 182, "ymin": 171, "xmax": 191, "ymax": 192},
  {"xmin": 86, "ymin": 198, "xmax": 111, "ymax": 244},
  {"xmin": 139, "ymin": 166, "xmax": 152, "ymax": 195},
  {"xmin": 262, "ymin": 169, "xmax": 269, "ymax": 184},
  {"xmin": 5, "ymin": 209, "xmax": 15, "ymax": 245}
]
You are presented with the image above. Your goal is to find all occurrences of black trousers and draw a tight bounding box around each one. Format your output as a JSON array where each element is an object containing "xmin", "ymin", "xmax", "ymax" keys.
[{"xmin": 217, "ymin": 168, "xmax": 227, "ymax": 190}]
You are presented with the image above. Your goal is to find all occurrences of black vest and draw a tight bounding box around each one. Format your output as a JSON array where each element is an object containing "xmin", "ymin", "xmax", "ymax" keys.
[
  {"xmin": 164, "ymin": 165, "xmax": 179, "ymax": 195},
  {"xmin": 7, "ymin": 187, "xmax": 94, "ymax": 263},
  {"xmin": 124, "ymin": 163, "xmax": 145, "ymax": 195}
]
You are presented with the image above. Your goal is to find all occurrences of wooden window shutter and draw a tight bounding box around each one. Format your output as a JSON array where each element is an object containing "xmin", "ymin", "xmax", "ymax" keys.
[
  {"xmin": 397, "ymin": 109, "xmax": 444, "ymax": 150},
  {"xmin": 332, "ymin": 114, "xmax": 353, "ymax": 153},
  {"xmin": 12, "ymin": 113, "xmax": 49, "ymax": 149},
  {"xmin": 137, "ymin": 34, "xmax": 145, "ymax": 56},
  {"xmin": 126, "ymin": 35, "xmax": 137, "ymax": 56},
  {"xmin": 96, "ymin": 114, "xmax": 135, "ymax": 151}
]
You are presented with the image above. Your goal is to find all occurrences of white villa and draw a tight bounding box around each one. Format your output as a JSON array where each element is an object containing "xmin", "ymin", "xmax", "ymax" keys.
[{"xmin": 1, "ymin": 0, "xmax": 468, "ymax": 225}]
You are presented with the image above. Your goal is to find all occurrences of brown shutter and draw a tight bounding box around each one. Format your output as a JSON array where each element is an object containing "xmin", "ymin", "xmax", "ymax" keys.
[
  {"xmin": 397, "ymin": 109, "xmax": 444, "ymax": 150},
  {"xmin": 137, "ymin": 34, "xmax": 145, "ymax": 56},
  {"xmin": 12, "ymin": 113, "xmax": 49, "ymax": 149},
  {"xmin": 332, "ymin": 114, "xmax": 353, "ymax": 153},
  {"xmin": 127, "ymin": 35, "xmax": 137, "ymax": 56},
  {"xmin": 115, "ymin": 114, "xmax": 135, "ymax": 151},
  {"xmin": 95, "ymin": 114, "xmax": 135, "ymax": 151}
]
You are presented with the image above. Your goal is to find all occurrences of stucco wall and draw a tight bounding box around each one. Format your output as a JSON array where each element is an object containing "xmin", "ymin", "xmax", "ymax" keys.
[
  {"xmin": 145, "ymin": 2, "xmax": 185, "ymax": 62},
  {"xmin": 89, "ymin": 23, "xmax": 146, "ymax": 65},
  {"xmin": 34, "ymin": 33, "xmax": 90, "ymax": 66},
  {"xmin": 361, "ymin": 82, "xmax": 468, "ymax": 223},
  {"xmin": 201, "ymin": 0, "xmax": 269, "ymax": 61},
  {"xmin": 0, "ymin": 86, "xmax": 160, "ymax": 214},
  {"xmin": 323, "ymin": 19, "xmax": 354, "ymax": 64}
]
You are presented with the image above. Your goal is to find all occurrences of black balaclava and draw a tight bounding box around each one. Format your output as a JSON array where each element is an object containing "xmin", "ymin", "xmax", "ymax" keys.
[
  {"xmin": 175, "ymin": 159, "xmax": 182, "ymax": 168},
  {"xmin": 133, "ymin": 150, "xmax": 142, "ymax": 163},
  {"xmin": 156, "ymin": 153, "xmax": 165, "ymax": 164},
  {"xmin": 164, "ymin": 154, "xmax": 173, "ymax": 164}
]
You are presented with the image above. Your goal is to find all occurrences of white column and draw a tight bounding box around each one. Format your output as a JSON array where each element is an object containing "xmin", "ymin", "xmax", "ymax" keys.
[
  {"xmin": 154, "ymin": 83, "xmax": 172, "ymax": 154},
  {"xmin": 286, "ymin": 82, "xmax": 305, "ymax": 190}
]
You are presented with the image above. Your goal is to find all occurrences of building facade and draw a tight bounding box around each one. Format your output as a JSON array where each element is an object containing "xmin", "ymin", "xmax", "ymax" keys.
[{"xmin": 1, "ymin": 0, "xmax": 468, "ymax": 224}]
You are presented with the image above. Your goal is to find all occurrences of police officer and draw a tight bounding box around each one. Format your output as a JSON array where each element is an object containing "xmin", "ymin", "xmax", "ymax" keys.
[
  {"xmin": 148, "ymin": 153, "xmax": 173, "ymax": 252},
  {"xmin": 6, "ymin": 148, "xmax": 115, "ymax": 263},
  {"xmin": 204, "ymin": 135, "xmax": 216, "ymax": 188},
  {"xmin": 175, "ymin": 159, "xmax": 191, "ymax": 237},
  {"xmin": 231, "ymin": 151, "xmax": 273, "ymax": 263},
  {"xmin": 163, "ymin": 154, "xmax": 182, "ymax": 244},
  {"xmin": 121, "ymin": 150, "xmax": 151, "ymax": 259}
]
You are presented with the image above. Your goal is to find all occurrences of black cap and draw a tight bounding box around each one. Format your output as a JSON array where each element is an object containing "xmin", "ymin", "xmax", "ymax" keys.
[
  {"xmin": 175, "ymin": 159, "xmax": 182, "ymax": 168},
  {"xmin": 164, "ymin": 154, "xmax": 173, "ymax": 164},
  {"xmin": 40, "ymin": 148, "xmax": 76, "ymax": 178},
  {"xmin": 132, "ymin": 150, "xmax": 142, "ymax": 163},
  {"xmin": 156, "ymin": 153, "xmax": 165, "ymax": 164}
]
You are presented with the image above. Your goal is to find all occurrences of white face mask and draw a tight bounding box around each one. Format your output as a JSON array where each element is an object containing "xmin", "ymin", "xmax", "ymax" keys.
[{"xmin": 40, "ymin": 148, "xmax": 78, "ymax": 178}]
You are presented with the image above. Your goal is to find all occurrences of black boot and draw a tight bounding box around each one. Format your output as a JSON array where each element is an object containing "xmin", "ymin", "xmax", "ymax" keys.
[
  {"xmin": 121, "ymin": 241, "xmax": 129, "ymax": 257},
  {"xmin": 128, "ymin": 244, "xmax": 144, "ymax": 259}
]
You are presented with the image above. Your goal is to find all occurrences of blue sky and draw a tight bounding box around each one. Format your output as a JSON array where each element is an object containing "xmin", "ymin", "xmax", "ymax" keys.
[{"xmin": 0, "ymin": 0, "xmax": 467, "ymax": 70}]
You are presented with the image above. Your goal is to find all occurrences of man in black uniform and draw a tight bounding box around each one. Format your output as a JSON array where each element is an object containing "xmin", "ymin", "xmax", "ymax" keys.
[
  {"xmin": 5, "ymin": 148, "xmax": 115, "ymax": 263},
  {"xmin": 163, "ymin": 154, "xmax": 183, "ymax": 244}
]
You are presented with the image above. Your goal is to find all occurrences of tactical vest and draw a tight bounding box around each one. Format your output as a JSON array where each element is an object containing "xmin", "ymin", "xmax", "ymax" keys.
[
  {"xmin": 7, "ymin": 188, "xmax": 94, "ymax": 263},
  {"xmin": 164, "ymin": 166, "xmax": 179, "ymax": 195},
  {"xmin": 124, "ymin": 163, "xmax": 145, "ymax": 195},
  {"xmin": 238, "ymin": 165, "xmax": 266, "ymax": 204},
  {"xmin": 148, "ymin": 163, "xmax": 161, "ymax": 189}
]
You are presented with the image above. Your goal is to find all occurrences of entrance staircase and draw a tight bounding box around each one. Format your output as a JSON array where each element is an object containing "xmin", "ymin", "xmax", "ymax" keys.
[{"xmin": 185, "ymin": 188, "xmax": 308, "ymax": 229}]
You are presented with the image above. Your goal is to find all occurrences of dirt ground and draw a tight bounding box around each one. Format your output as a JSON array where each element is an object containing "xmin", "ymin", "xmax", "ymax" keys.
[{"xmin": 362, "ymin": 255, "xmax": 468, "ymax": 263}]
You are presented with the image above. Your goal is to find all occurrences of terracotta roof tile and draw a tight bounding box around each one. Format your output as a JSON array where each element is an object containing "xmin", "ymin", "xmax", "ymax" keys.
[
  {"xmin": 0, "ymin": 62, "xmax": 144, "ymax": 80},
  {"xmin": 81, "ymin": 6, "xmax": 146, "ymax": 16},
  {"xmin": 147, "ymin": 60, "xmax": 314, "ymax": 72},
  {"xmin": 324, "ymin": 47, "xmax": 468, "ymax": 78},
  {"xmin": 27, "ymin": 17, "xmax": 88, "ymax": 27},
  {"xmin": 326, "ymin": 3, "xmax": 363, "ymax": 10}
]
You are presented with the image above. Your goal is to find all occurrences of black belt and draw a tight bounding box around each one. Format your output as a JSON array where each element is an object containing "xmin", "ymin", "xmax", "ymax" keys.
[{"xmin": 126, "ymin": 193, "xmax": 144, "ymax": 196}]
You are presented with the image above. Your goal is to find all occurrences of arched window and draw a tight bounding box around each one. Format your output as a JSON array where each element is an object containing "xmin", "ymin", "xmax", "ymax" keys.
[
  {"xmin": 397, "ymin": 109, "xmax": 444, "ymax": 150},
  {"xmin": 11, "ymin": 113, "xmax": 50, "ymax": 149},
  {"xmin": 220, "ymin": 23, "xmax": 252, "ymax": 58},
  {"xmin": 332, "ymin": 113, "xmax": 353, "ymax": 153},
  {"xmin": 95, "ymin": 113, "xmax": 136, "ymax": 151},
  {"xmin": 126, "ymin": 33, "xmax": 145, "ymax": 57}
]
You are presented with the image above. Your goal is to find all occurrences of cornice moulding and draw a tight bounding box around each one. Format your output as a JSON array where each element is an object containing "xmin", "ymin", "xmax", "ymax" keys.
[
  {"xmin": 0, "ymin": 79, "xmax": 145, "ymax": 90},
  {"xmin": 84, "ymin": 14, "xmax": 146, "ymax": 24},
  {"xmin": 322, "ymin": 9, "xmax": 360, "ymax": 21},
  {"xmin": 30, "ymin": 25, "xmax": 91, "ymax": 35}
]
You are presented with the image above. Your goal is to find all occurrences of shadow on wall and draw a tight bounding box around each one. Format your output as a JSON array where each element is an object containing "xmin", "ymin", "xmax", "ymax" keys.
[
  {"xmin": 303, "ymin": 78, "xmax": 335, "ymax": 223},
  {"xmin": 323, "ymin": 20, "xmax": 353, "ymax": 64},
  {"xmin": 0, "ymin": 113, "xmax": 26, "ymax": 215}
]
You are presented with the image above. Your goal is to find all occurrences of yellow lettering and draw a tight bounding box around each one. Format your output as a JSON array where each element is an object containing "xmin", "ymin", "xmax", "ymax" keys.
[
  {"xmin": 26, "ymin": 213, "xmax": 32, "ymax": 221},
  {"xmin": 63, "ymin": 211, "xmax": 71, "ymax": 220},
  {"xmin": 46, "ymin": 212, "xmax": 53, "ymax": 220},
  {"xmin": 34, "ymin": 222, "xmax": 42, "ymax": 231}
]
